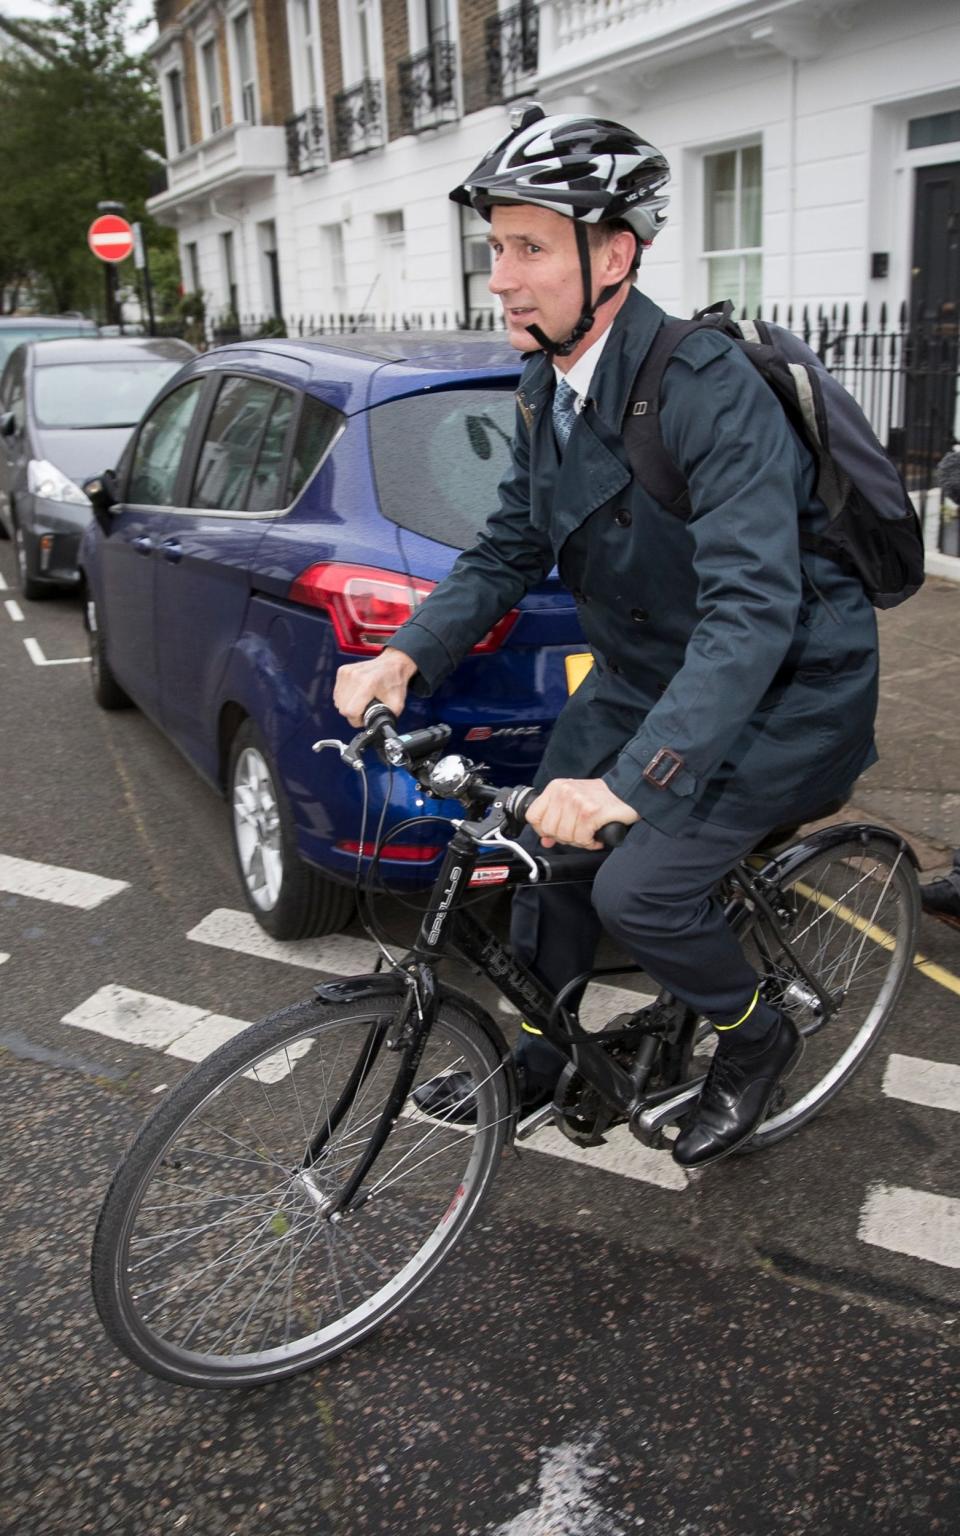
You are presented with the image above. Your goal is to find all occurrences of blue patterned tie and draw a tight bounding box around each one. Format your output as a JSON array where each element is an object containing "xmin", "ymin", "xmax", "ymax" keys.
[{"xmin": 552, "ymin": 376, "xmax": 579, "ymax": 453}]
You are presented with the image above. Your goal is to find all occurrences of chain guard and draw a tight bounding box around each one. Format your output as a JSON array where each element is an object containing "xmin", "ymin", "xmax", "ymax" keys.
[{"xmin": 551, "ymin": 1061, "xmax": 619, "ymax": 1147}]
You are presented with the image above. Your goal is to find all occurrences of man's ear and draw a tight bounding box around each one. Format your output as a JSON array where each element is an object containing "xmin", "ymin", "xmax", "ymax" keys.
[{"xmin": 607, "ymin": 228, "xmax": 638, "ymax": 283}]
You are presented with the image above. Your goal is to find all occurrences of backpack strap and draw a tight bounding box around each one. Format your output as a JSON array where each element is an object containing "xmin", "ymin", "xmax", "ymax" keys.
[{"xmin": 622, "ymin": 317, "xmax": 704, "ymax": 517}]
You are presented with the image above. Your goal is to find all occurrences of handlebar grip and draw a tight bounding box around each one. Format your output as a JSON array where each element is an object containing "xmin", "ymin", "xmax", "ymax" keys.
[
  {"xmin": 363, "ymin": 701, "xmax": 398, "ymax": 733},
  {"xmin": 507, "ymin": 787, "xmax": 630, "ymax": 850},
  {"xmin": 596, "ymin": 822, "xmax": 630, "ymax": 850}
]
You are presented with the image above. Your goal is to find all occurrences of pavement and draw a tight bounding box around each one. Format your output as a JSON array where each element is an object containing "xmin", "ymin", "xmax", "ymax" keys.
[{"xmin": 827, "ymin": 574, "xmax": 959, "ymax": 872}]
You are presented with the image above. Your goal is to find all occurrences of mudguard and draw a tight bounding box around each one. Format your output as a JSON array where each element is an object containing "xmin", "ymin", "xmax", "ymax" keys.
[{"xmin": 757, "ymin": 820, "xmax": 919, "ymax": 884}]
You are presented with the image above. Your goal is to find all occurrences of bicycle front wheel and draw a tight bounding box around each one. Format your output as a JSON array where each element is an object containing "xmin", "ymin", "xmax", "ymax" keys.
[
  {"xmin": 92, "ymin": 991, "xmax": 511, "ymax": 1387},
  {"xmin": 739, "ymin": 831, "xmax": 919, "ymax": 1149}
]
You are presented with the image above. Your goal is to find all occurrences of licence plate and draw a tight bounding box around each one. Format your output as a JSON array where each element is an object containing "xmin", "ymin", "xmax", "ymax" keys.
[{"xmin": 564, "ymin": 652, "xmax": 594, "ymax": 694}]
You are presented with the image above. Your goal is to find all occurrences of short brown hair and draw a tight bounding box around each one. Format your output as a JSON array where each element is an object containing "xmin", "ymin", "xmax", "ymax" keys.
[{"xmin": 587, "ymin": 219, "xmax": 641, "ymax": 270}]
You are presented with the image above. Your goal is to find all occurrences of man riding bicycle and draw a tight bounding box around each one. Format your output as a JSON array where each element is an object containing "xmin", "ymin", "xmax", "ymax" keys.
[{"xmin": 334, "ymin": 106, "xmax": 880, "ymax": 1168}]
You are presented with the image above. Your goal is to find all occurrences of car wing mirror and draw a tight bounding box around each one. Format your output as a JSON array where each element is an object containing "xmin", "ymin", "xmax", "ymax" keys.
[
  {"xmin": 0, "ymin": 412, "xmax": 16, "ymax": 438},
  {"xmin": 83, "ymin": 467, "xmax": 120, "ymax": 531}
]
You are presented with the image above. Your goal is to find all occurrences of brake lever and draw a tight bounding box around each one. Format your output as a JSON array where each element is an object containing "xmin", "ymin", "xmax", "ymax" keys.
[{"xmin": 453, "ymin": 806, "xmax": 540, "ymax": 884}]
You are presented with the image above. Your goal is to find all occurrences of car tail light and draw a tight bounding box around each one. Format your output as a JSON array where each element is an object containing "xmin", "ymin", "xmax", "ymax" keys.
[
  {"xmin": 336, "ymin": 840, "xmax": 442, "ymax": 861},
  {"xmin": 288, "ymin": 562, "xmax": 519, "ymax": 655}
]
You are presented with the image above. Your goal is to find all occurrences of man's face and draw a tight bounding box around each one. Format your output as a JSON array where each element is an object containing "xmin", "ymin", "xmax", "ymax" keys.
[{"xmin": 487, "ymin": 203, "xmax": 589, "ymax": 352}]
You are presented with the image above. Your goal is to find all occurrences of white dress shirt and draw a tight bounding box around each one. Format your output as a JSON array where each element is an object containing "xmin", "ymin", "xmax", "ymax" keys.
[{"xmin": 552, "ymin": 323, "xmax": 615, "ymax": 415}]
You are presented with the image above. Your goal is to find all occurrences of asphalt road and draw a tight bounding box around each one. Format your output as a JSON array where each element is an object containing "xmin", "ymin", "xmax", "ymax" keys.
[{"xmin": 1, "ymin": 553, "xmax": 958, "ymax": 1536}]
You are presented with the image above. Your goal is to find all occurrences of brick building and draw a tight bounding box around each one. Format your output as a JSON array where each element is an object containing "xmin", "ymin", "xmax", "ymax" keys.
[{"xmin": 146, "ymin": 1, "xmax": 960, "ymax": 341}]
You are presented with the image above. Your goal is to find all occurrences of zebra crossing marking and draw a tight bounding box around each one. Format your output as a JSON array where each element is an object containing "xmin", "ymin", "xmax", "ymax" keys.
[
  {"xmin": 883, "ymin": 1053, "xmax": 960, "ymax": 1115},
  {"xmin": 186, "ymin": 907, "xmax": 381, "ymax": 974},
  {"xmin": 60, "ymin": 985, "xmax": 306, "ymax": 1084},
  {"xmin": 4, "ymin": 599, "xmax": 23, "ymax": 622},
  {"xmin": 0, "ymin": 953, "xmax": 8, "ymax": 966},
  {"xmin": 0, "ymin": 853, "xmax": 129, "ymax": 909},
  {"xmin": 858, "ymin": 1184, "xmax": 960, "ymax": 1271}
]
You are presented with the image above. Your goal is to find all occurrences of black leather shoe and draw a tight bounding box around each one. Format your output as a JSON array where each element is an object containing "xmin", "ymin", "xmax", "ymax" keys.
[
  {"xmin": 921, "ymin": 875, "xmax": 960, "ymax": 930},
  {"xmin": 672, "ymin": 1014, "xmax": 803, "ymax": 1168},
  {"xmin": 411, "ymin": 1062, "xmax": 555, "ymax": 1128}
]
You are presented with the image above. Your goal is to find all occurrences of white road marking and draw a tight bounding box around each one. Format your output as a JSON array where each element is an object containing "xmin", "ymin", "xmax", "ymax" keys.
[
  {"xmin": 858, "ymin": 1183, "xmax": 960, "ymax": 1270},
  {"xmin": 525, "ymin": 1119, "xmax": 687, "ymax": 1191},
  {"xmin": 23, "ymin": 637, "xmax": 90, "ymax": 666},
  {"xmin": 61, "ymin": 984, "xmax": 307, "ymax": 1084},
  {"xmin": 187, "ymin": 908, "xmax": 381, "ymax": 974},
  {"xmin": 0, "ymin": 570, "xmax": 7, "ymax": 589},
  {"xmin": 490, "ymin": 1433, "xmax": 629, "ymax": 1536},
  {"xmin": 4, "ymin": 599, "xmax": 24, "ymax": 622},
  {"xmin": 883, "ymin": 1053, "xmax": 960, "ymax": 1115},
  {"xmin": 0, "ymin": 953, "xmax": 9, "ymax": 966},
  {"xmin": 0, "ymin": 853, "xmax": 128, "ymax": 909}
]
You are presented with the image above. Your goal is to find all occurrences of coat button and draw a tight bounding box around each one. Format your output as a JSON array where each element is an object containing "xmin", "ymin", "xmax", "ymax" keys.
[
  {"xmin": 630, "ymin": 607, "xmax": 649, "ymax": 623},
  {"xmin": 614, "ymin": 508, "xmax": 632, "ymax": 527}
]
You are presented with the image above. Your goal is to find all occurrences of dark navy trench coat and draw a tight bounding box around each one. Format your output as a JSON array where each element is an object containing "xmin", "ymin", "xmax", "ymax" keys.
[{"xmin": 390, "ymin": 288, "xmax": 879, "ymax": 835}]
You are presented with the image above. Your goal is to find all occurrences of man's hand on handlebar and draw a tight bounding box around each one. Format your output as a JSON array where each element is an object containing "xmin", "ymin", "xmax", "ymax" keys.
[
  {"xmin": 526, "ymin": 778, "xmax": 639, "ymax": 851},
  {"xmin": 334, "ymin": 648, "xmax": 419, "ymax": 728}
]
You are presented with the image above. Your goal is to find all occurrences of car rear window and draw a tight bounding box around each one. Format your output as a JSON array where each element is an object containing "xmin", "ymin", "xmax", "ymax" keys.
[
  {"xmin": 369, "ymin": 387, "xmax": 517, "ymax": 551},
  {"xmin": 0, "ymin": 326, "xmax": 92, "ymax": 368},
  {"xmin": 33, "ymin": 360, "xmax": 185, "ymax": 428}
]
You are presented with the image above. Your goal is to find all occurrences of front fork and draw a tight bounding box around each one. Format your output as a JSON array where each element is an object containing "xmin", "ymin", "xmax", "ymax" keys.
[{"xmin": 299, "ymin": 964, "xmax": 440, "ymax": 1219}]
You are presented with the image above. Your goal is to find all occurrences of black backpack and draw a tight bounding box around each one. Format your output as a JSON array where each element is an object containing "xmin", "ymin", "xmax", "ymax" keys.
[{"xmin": 622, "ymin": 301, "xmax": 925, "ymax": 609}]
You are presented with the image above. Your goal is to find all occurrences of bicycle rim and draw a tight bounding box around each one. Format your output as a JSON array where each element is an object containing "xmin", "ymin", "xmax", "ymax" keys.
[
  {"xmin": 741, "ymin": 835, "xmax": 918, "ymax": 1146},
  {"xmin": 92, "ymin": 994, "xmax": 510, "ymax": 1386}
]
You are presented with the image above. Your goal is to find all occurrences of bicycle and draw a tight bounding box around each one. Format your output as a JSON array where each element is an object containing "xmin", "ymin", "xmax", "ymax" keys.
[{"xmin": 91, "ymin": 704, "xmax": 920, "ymax": 1387}]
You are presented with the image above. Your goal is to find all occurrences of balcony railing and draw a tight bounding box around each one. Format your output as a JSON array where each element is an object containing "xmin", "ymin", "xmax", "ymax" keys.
[
  {"xmin": 333, "ymin": 77, "xmax": 384, "ymax": 158},
  {"xmin": 286, "ymin": 107, "xmax": 327, "ymax": 176},
  {"xmin": 486, "ymin": 2, "xmax": 539, "ymax": 102},
  {"xmin": 398, "ymin": 41, "xmax": 459, "ymax": 133}
]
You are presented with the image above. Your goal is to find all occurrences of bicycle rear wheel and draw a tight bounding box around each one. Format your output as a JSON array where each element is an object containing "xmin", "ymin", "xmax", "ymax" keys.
[
  {"xmin": 91, "ymin": 991, "xmax": 511, "ymax": 1387},
  {"xmin": 738, "ymin": 831, "xmax": 919, "ymax": 1149}
]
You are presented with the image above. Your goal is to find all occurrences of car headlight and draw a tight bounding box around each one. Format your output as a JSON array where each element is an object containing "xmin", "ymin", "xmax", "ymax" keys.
[{"xmin": 27, "ymin": 459, "xmax": 91, "ymax": 507}]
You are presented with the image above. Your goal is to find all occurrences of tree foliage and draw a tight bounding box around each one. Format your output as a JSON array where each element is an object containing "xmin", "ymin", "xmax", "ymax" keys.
[{"xmin": 0, "ymin": 1, "xmax": 177, "ymax": 316}]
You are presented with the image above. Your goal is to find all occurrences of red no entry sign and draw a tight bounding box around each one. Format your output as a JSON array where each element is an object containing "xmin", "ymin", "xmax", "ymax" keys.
[{"xmin": 88, "ymin": 214, "xmax": 135, "ymax": 264}]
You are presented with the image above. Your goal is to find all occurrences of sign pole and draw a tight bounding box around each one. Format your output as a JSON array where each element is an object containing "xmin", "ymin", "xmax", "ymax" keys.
[{"xmin": 133, "ymin": 222, "xmax": 156, "ymax": 337}]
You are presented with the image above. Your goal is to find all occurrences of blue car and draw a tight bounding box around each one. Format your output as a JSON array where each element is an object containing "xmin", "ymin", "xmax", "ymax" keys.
[{"xmin": 79, "ymin": 335, "xmax": 586, "ymax": 938}]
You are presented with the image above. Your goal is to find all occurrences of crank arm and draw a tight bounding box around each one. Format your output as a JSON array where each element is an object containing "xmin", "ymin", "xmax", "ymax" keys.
[{"xmin": 630, "ymin": 1076, "xmax": 705, "ymax": 1146}]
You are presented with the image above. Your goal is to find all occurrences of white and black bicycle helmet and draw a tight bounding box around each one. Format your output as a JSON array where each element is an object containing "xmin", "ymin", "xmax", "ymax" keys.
[{"xmin": 451, "ymin": 102, "xmax": 670, "ymax": 355}]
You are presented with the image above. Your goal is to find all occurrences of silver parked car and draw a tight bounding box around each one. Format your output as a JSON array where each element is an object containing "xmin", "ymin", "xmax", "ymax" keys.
[{"xmin": 0, "ymin": 335, "xmax": 194, "ymax": 597}]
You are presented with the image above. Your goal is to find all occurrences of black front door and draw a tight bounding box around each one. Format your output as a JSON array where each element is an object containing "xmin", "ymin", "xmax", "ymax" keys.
[{"xmin": 905, "ymin": 162, "xmax": 959, "ymax": 488}]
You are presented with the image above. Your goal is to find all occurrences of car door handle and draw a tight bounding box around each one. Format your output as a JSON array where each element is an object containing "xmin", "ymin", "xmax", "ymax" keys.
[
  {"xmin": 131, "ymin": 535, "xmax": 154, "ymax": 555},
  {"xmin": 160, "ymin": 539, "xmax": 182, "ymax": 563}
]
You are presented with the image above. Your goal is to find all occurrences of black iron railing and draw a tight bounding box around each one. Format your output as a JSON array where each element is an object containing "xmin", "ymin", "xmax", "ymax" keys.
[
  {"xmin": 163, "ymin": 301, "xmax": 960, "ymax": 558},
  {"xmin": 486, "ymin": 2, "xmax": 538, "ymax": 102},
  {"xmin": 398, "ymin": 41, "xmax": 458, "ymax": 133},
  {"xmin": 333, "ymin": 77, "xmax": 384, "ymax": 158},
  {"xmin": 285, "ymin": 107, "xmax": 327, "ymax": 176}
]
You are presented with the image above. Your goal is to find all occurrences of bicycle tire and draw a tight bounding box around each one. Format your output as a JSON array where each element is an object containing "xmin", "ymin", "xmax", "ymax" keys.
[
  {"xmin": 736, "ymin": 831, "xmax": 919, "ymax": 1149},
  {"xmin": 91, "ymin": 991, "xmax": 511, "ymax": 1387}
]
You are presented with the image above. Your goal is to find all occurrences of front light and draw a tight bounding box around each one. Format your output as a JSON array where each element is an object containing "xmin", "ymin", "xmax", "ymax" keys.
[{"xmin": 27, "ymin": 459, "xmax": 91, "ymax": 507}]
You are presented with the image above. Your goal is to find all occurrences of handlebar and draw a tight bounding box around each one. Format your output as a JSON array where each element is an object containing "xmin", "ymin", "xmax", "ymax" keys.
[{"xmin": 357, "ymin": 703, "xmax": 631, "ymax": 852}]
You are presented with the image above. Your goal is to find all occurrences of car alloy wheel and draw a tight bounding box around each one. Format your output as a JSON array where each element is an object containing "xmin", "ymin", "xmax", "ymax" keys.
[{"xmin": 232, "ymin": 744, "xmax": 284, "ymax": 912}]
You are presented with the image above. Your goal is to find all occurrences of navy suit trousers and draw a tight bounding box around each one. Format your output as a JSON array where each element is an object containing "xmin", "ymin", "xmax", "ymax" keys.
[{"xmin": 510, "ymin": 812, "xmax": 779, "ymax": 1087}]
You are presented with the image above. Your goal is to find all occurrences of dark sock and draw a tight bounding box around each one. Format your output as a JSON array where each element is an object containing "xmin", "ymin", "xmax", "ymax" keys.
[{"xmin": 715, "ymin": 996, "xmax": 780, "ymax": 1052}]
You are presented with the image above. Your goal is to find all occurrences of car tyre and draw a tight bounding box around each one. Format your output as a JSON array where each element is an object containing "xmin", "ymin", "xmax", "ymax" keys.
[
  {"xmin": 84, "ymin": 588, "xmax": 132, "ymax": 710},
  {"xmin": 228, "ymin": 719, "xmax": 355, "ymax": 940},
  {"xmin": 12, "ymin": 514, "xmax": 48, "ymax": 601}
]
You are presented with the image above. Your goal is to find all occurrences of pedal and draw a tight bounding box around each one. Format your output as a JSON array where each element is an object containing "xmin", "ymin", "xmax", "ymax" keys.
[
  {"xmin": 630, "ymin": 1078, "xmax": 704, "ymax": 1146},
  {"xmin": 515, "ymin": 1102, "xmax": 554, "ymax": 1141}
]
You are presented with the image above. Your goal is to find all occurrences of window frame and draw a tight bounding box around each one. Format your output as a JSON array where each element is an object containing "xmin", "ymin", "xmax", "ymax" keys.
[
  {"xmin": 188, "ymin": 373, "xmax": 290, "ymax": 514},
  {"xmin": 197, "ymin": 30, "xmax": 224, "ymax": 138},
  {"xmin": 287, "ymin": 0, "xmax": 325, "ymax": 114},
  {"xmin": 699, "ymin": 139, "xmax": 764, "ymax": 315},
  {"xmin": 227, "ymin": 4, "xmax": 259, "ymax": 126},
  {"xmin": 165, "ymin": 65, "xmax": 188, "ymax": 155},
  {"xmin": 123, "ymin": 375, "xmax": 212, "ymax": 511}
]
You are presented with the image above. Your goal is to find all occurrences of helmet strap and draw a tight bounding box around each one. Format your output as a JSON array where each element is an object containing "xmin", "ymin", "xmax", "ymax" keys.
[{"xmin": 525, "ymin": 221, "xmax": 626, "ymax": 358}]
